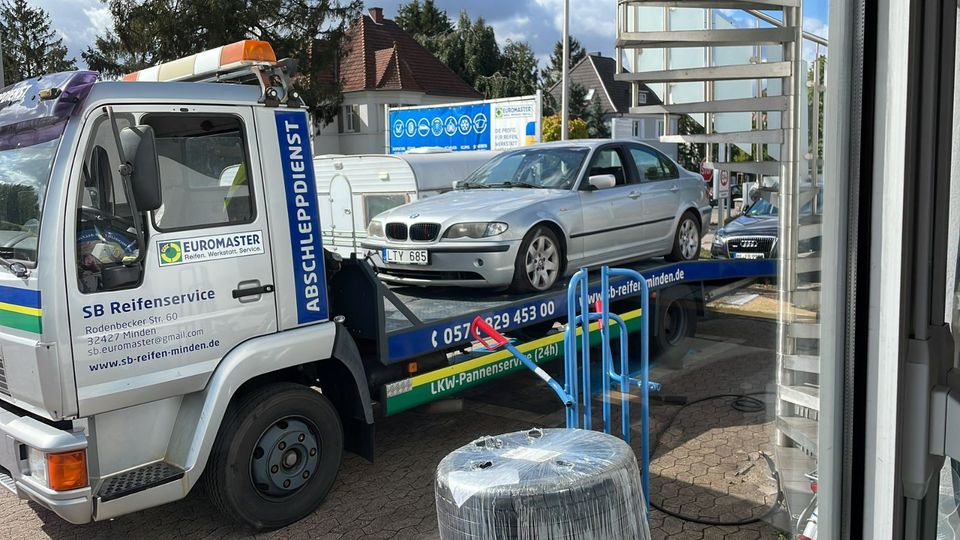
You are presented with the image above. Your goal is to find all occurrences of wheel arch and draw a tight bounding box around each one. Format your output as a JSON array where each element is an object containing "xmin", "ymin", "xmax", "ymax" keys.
[
  {"xmin": 167, "ymin": 322, "xmax": 374, "ymax": 492},
  {"xmin": 530, "ymin": 219, "xmax": 569, "ymax": 275}
]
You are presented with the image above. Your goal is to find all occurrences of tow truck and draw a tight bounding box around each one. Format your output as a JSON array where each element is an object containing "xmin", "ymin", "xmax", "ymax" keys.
[{"xmin": 0, "ymin": 40, "xmax": 774, "ymax": 530}]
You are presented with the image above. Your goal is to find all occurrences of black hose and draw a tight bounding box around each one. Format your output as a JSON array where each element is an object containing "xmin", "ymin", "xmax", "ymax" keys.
[{"xmin": 648, "ymin": 392, "xmax": 787, "ymax": 527}]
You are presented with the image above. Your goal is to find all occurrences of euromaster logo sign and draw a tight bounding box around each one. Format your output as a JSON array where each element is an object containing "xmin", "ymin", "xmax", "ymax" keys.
[{"xmin": 156, "ymin": 231, "xmax": 264, "ymax": 266}]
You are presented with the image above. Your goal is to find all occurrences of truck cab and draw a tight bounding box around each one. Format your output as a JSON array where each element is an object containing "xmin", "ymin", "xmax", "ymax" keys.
[{"xmin": 0, "ymin": 41, "xmax": 373, "ymax": 530}]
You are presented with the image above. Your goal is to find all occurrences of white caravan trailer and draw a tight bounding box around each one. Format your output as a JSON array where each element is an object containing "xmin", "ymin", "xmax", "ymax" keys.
[{"xmin": 315, "ymin": 150, "xmax": 499, "ymax": 256}]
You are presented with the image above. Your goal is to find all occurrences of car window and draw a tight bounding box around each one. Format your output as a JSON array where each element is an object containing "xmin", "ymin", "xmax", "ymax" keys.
[
  {"xmin": 461, "ymin": 148, "xmax": 588, "ymax": 189},
  {"xmin": 587, "ymin": 148, "xmax": 628, "ymax": 186},
  {"xmin": 629, "ymin": 145, "xmax": 677, "ymax": 182}
]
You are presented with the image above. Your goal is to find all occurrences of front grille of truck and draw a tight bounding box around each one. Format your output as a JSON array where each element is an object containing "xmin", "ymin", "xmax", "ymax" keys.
[
  {"xmin": 386, "ymin": 223, "xmax": 408, "ymax": 241},
  {"xmin": 409, "ymin": 223, "xmax": 441, "ymax": 241},
  {"xmin": 0, "ymin": 355, "xmax": 9, "ymax": 395},
  {"xmin": 727, "ymin": 236, "xmax": 775, "ymax": 255}
]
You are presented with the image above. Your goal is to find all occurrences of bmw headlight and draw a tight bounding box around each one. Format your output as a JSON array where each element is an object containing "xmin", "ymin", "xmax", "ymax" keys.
[
  {"xmin": 367, "ymin": 220, "xmax": 384, "ymax": 238},
  {"xmin": 443, "ymin": 222, "xmax": 509, "ymax": 239}
]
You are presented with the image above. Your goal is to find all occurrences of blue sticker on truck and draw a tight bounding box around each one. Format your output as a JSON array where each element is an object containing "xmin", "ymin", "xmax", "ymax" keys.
[{"xmin": 275, "ymin": 110, "xmax": 329, "ymax": 324}]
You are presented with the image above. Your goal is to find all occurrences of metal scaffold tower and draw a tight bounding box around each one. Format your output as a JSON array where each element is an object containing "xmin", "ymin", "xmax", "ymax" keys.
[{"xmin": 615, "ymin": 0, "xmax": 824, "ymax": 530}]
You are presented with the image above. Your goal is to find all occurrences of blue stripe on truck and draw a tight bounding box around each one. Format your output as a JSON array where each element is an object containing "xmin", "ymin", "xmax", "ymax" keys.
[{"xmin": 275, "ymin": 110, "xmax": 329, "ymax": 324}]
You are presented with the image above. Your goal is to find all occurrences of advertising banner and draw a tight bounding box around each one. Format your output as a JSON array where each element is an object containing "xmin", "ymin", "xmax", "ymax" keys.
[{"xmin": 388, "ymin": 95, "xmax": 539, "ymax": 154}]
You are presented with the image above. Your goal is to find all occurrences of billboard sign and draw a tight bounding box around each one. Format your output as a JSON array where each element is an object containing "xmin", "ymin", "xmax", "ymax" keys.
[{"xmin": 388, "ymin": 95, "xmax": 540, "ymax": 154}]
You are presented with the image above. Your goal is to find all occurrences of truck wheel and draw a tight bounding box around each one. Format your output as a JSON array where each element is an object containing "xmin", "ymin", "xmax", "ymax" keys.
[
  {"xmin": 509, "ymin": 226, "xmax": 563, "ymax": 293},
  {"xmin": 665, "ymin": 211, "xmax": 701, "ymax": 262},
  {"xmin": 204, "ymin": 383, "xmax": 343, "ymax": 531},
  {"xmin": 650, "ymin": 286, "xmax": 698, "ymax": 369}
]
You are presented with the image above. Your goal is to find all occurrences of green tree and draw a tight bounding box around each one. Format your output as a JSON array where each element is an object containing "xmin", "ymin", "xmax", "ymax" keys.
[
  {"xmin": 82, "ymin": 0, "xmax": 362, "ymax": 124},
  {"xmin": 0, "ymin": 0, "xmax": 75, "ymax": 85},
  {"xmin": 542, "ymin": 115, "xmax": 588, "ymax": 142},
  {"xmin": 475, "ymin": 40, "xmax": 538, "ymax": 99},
  {"xmin": 677, "ymin": 115, "xmax": 705, "ymax": 171},
  {"xmin": 435, "ymin": 12, "xmax": 500, "ymax": 88},
  {"xmin": 584, "ymin": 96, "xmax": 609, "ymax": 138},
  {"xmin": 395, "ymin": 0, "xmax": 451, "ymax": 37},
  {"xmin": 540, "ymin": 36, "xmax": 586, "ymax": 115}
]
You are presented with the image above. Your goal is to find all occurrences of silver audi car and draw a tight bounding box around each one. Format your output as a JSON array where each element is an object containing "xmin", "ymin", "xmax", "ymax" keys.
[{"xmin": 362, "ymin": 140, "xmax": 710, "ymax": 292}]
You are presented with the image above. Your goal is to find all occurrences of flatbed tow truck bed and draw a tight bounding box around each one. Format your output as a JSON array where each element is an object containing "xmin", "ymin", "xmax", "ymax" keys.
[{"xmin": 328, "ymin": 256, "xmax": 776, "ymax": 415}]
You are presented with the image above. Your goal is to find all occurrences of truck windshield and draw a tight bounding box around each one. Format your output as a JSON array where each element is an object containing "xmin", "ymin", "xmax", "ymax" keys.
[
  {"xmin": 461, "ymin": 147, "xmax": 588, "ymax": 190},
  {"xmin": 0, "ymin": 119, "xmax": 64, "ymax": 264}
]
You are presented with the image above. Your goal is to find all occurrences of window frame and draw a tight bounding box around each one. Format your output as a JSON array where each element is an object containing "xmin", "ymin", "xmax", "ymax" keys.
[
  {"xmin": 580, "ymin": 144, "xmax": 633, "ymax": 189},
  {"xmin": 362, "ymin": 192, "xmax": 411, "ymax": 226},
  {"xmin": 626, "ymin": 144, "xmax": 678, "ymax": 183},
  {"xmin": 141, "ymin": 112, "xmax": 258, "ymax": 234}
]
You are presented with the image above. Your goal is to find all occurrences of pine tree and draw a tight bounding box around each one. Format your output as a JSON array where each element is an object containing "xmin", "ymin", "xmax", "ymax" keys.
[
  {"xmin": 0, "ymin": 0, "xmax": 76, "ymax": 85},
  {"xmin": 475, "ymin": 40, "xmax": 538, "ymax": 99},
  {"xmin": 540, "ymin": 36, "xmax": 586, "ymax": 115},
  {"xmin": 395, "ymin": 0, "xmax": 451, "ymax": 37}
]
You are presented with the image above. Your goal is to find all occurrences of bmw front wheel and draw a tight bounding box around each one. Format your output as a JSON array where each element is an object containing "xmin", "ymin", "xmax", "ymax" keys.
[{"xmin": 510, "ymin": 226, "xmax": 562, "ymax": 293}]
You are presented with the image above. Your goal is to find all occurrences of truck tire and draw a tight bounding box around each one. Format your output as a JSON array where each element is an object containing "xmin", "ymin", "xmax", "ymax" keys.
[
  {"xmin": 650, "ymin": 285, "xmax": 698, "ymax": 368},
  {"xmin": 509, "ymin": 226, "xmax": 563, "ymax": 293},
  {"xmin": 203, "ymin": 382, "xmax": 343, "ymax": 531}
]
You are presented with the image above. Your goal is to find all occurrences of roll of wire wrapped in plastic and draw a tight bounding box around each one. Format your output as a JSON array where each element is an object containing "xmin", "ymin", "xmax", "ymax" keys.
[{"xmin": 435, "ymin": 428, "xmax": 650, "ymax": 539}]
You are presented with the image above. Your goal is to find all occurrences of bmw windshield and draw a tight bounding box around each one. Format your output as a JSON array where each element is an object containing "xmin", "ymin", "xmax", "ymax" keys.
[
  {"xmin": 0, "ymin": 118, "xmax": 65, "ymax": 264},
  {"xmin": 461, "ymin": 147, "xmax": 588, "ymax": 189}
]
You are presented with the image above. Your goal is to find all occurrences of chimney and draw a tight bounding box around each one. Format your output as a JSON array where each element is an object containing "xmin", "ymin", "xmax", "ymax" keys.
[{"xmin": 369, "ymin": 7, "xmax": 384, "ymax": 23}]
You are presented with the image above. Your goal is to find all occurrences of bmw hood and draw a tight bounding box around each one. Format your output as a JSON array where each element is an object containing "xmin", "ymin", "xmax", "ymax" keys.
[
  {"xmin": 374, "ymin": 188, "xmax": 570, "ymax": 222},
  {"xmin": 718, "ymin": 214, "xmax": 778, "ymax": 237}
]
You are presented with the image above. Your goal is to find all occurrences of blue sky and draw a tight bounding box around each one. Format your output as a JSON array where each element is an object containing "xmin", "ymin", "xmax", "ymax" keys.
[{"xmin": 44, "ymin": 0, "xmax": 829, "ymax": 69}]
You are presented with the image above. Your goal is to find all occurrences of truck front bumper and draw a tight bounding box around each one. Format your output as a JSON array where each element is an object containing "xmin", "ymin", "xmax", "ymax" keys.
[{"xmin": 0, "ymin": 407, "xmax": 92, "ymax": 524}]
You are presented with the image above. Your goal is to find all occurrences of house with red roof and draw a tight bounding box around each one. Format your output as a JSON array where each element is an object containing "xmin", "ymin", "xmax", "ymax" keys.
[{"xmin": 316, "ymin": 7, "xmax": 482, "ymax": 155}]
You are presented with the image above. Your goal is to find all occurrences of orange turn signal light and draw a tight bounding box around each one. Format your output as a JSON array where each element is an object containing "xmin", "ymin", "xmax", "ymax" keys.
[
  {"xmin": 47, "ymin": 450, "xmax": 88, "ymax": 491},
  {"xmin": 220, "ymin": 40, "xmax": 277, "ymax": 66}
]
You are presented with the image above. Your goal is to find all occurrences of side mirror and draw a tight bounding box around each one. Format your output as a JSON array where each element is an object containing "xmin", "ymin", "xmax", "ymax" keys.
[
  {"xmin": 588, "ymin": 174, "xmax": 617, "ymax": 190},
  {"xmin": 119, "ymin": 125, "xmax": 162, "ymax": 211}
]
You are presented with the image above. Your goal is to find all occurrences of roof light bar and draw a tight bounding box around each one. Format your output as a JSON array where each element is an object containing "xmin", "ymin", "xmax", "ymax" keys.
[{"xmin": 122, "ymin": 40, "xmax": 278, "ymax": 82}]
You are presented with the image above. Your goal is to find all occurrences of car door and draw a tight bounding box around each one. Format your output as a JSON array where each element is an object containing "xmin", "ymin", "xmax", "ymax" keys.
[
  {"xmin": 576, "ymin": 145, "xmax": 641, "ymax": 264},
  {"xmin": 65, "ymin": 105, "xmax": 278, "ymax": 415},
  {"xmin": 627, "ymin": 144, "xmax": 682, "ymax": 252}
]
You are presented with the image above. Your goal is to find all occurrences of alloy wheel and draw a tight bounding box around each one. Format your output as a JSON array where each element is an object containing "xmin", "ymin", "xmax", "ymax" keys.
[
  {"xmin": 525, "ymin": 234, "xmax": 559, "ymax": 290},
  {"xmin": 679, "ymin": 218, "xmax": 700, "ymax": 260}
]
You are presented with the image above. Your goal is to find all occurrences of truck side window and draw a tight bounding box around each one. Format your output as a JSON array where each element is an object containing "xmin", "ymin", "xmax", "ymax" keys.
[
  {"xmin": 77, "ymin": 115, "xmax": 140, "ymax": 294},
  {"xmin": 141, "ymin": 114, "xmax": 254, "ymax": 231}
]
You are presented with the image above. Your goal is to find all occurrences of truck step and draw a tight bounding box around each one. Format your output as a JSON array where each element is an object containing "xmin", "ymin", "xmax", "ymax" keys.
[{"xmin": 97, "ymin": 461, "xmax": 185, "ymax": 502}]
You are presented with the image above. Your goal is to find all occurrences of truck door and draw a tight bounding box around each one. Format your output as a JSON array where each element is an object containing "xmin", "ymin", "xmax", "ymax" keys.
[
  {"xmin": 329, "ymin": 174, "xmax": 355, "ymax": 253},
  {"xmin": 65, "ymin": 106, "xmax": 278, "ymax": 415}
]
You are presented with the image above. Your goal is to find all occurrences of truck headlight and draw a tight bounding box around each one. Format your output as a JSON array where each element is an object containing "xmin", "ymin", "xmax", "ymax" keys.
[
  {"xmin": 443, "ymin": 222, "xmax": 509, "ymax": 239},
  {"xmin": 367, "ymin": 220, "xmax": 384, "ymax": 238},
  {"xmin": 27, "ymin": 447, "xmax": 88, "ymax": 491}
]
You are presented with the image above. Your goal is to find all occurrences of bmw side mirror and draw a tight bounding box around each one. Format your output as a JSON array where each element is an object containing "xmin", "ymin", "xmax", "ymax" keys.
[{"xmin": 588, "ymin": 174, "xmax": 617, "ymax": 190}]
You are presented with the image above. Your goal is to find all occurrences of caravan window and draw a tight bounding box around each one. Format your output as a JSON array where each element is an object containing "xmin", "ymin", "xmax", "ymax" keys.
[{"xmin": 363, "ymin": 193, "xmax": 409, "ymax": 225}]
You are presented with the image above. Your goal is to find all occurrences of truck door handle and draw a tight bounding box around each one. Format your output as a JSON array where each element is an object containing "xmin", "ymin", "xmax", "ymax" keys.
[
  {"xmin": 628, "ymin": 191, "xmax": 641, "ymax": 199},
  {"xmin": 232, "ymin": 283, "xmax": 275, "ymax": 299}
]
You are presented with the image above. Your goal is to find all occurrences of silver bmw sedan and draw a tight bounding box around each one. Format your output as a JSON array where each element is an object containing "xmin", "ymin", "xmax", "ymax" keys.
[{"xmin": 362, "ymin": 140, "xmax": 710, "ymax": 292}]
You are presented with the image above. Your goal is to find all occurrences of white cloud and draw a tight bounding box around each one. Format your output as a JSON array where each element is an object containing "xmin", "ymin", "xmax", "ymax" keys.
[{"xmin": 802, "ymin": 16, "xmax": 828, "ymax": 62}]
